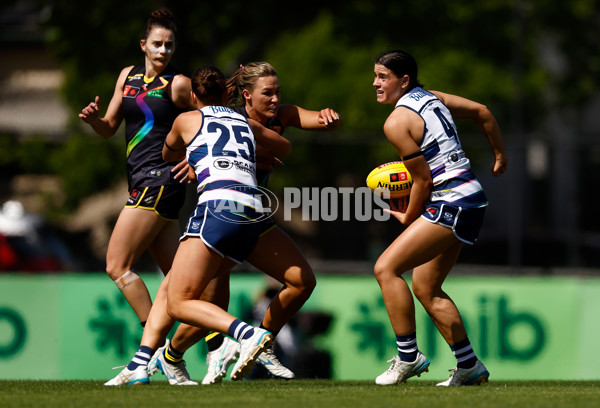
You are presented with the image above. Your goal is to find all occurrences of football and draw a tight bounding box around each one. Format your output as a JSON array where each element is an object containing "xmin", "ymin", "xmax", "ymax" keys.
[{"xmin": 366, "ymin": 161, "xmax": 413, "ymax": 198}]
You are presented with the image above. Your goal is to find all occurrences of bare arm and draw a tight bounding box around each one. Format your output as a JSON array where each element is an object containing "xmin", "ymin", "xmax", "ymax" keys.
[
  {"xmin": 78, "ymin": 66, "xmax": 130, "ymax": 138},
  {"xmin": 162, "ymin": 111, "xmax": 200, "ymax": 162},
  {"xmin": 170, "ymin": 74, "xmax": 194, "ymax": 110},
  {"xmin": 255, "ymin": 144, "xmax": 284, "ymax": 173},
  {"xmin": 278, "ymin": 104, "xmax": 342, "ymax": 131},
  {"xmin": 431, "ymin": 90, "xmax": 508, "ymax": 176},
  {"xmin": 164, "ymin": 75, "xmax": 193, "ymax": 182},
  {"xmin": 383, "ymin": 108, "xmax": 433, "ymax": 225},
  {"xmin": 249, "ymin": 119, "xmax": 292, "ymax": 157}
]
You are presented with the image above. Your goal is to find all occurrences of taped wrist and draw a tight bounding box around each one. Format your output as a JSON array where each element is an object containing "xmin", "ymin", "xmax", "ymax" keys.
[{"xmin": 114, "ymin": 270, "xmax": 140, "ymax": 290}]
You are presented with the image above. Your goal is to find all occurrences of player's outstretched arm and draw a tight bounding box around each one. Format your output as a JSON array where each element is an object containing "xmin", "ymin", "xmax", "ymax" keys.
[
  {"xmin": 278, "ymin": 104, "xmax": 342, "ymax": 131},
  {"xmin": 248, "ymin": 119, "xmax": 292, "ymax": 157},
  {"xmin": 78, "ymin": 67, "xmax": 129, "ymax": 138},
  {"xmin": 432, "ymin": 90, "xmax": 508, "ymax": 177}
]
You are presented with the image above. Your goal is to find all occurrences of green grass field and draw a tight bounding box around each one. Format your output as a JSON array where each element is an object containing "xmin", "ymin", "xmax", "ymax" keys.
[{"xmin": 2, "ymin": 380, "xmax": 599, "ymax": 408}]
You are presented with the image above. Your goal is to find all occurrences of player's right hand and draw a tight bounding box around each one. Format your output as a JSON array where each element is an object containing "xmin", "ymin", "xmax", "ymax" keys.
[
  {"xmin": 256, "ymin": 144, "xmax": 283, "ymax": 173},
  {"xmin": 79, "ymin": 96, "xmax": 101, "ymax": 123}
]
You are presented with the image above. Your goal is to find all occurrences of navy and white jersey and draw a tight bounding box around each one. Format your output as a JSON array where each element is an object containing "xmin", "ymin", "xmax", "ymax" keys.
[
  {"xmin": 395, "ymin": 87, "xmax": 488, "ymax": 208},
  {"xmin": 231, "ymin": 105, "xmax": 285, "ymax": 187},
  {"xmin": 186, "ymin": 106, "xmax": 263, "ymax": 211}
]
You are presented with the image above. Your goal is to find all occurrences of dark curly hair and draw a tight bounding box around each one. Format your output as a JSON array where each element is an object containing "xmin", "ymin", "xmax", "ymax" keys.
[{"xmin": 192, "ymin": 66, "xmax": 227, "ymax": 106}]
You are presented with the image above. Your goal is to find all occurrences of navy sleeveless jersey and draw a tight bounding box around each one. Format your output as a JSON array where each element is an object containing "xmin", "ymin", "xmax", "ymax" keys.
[{"xmin": 121, "ymin": 65, "xmax": 186, "ymax": 189}]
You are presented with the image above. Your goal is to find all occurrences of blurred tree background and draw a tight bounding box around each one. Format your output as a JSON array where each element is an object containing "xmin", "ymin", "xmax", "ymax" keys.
[{"xmin": 1, "ymin": 0, "xmax": 599, "ymax": 270}]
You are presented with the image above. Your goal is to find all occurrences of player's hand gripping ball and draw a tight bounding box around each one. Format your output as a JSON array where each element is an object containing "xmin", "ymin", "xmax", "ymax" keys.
[{"xmin": 366, "ymin": 161, "xmax": 413, "ymax": 198}]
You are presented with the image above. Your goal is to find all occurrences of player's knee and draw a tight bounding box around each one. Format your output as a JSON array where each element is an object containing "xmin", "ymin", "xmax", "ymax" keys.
[
  {"xmin": 411, "ymin": 284, "xmax": 428, "ymax": 305},
  {"xmin": 302, "ymin": 266, "xmax": 317, "ymax": 294},
  {"xmin": 373, "ymin": 259, "xmax": 392, "ymax": 284},
  {"xmin": 289, "ymin": 266, "xmax": 316, "ymax": 299},
  {"xmin": 411, "ymin": 281, "xmax": 438, "ymax": 309},
  {"xmin": 105, "ymin": 256, "xmax": 132, "ymax": 280},
  {"xmin": 105, "ymin": 263, "xmax": 119, "ymax": 280},
  {"xmin": 166, "ymin": 297, "xmax": 183, "ymax": 321},
  {"xmin": 301, "ymin": 274, "xmax": 316, "ymax": 300}
]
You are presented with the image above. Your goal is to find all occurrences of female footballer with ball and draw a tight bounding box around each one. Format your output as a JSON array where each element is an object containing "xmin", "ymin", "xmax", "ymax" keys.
[{"xmin": 371, "ymin": 50, "xmax": 507, "ymax": 386}]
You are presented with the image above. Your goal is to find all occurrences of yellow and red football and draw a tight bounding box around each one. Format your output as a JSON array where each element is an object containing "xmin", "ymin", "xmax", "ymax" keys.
[{"xmin": 366, "ymin": 161, "xmax": 413, "ymax": 198}]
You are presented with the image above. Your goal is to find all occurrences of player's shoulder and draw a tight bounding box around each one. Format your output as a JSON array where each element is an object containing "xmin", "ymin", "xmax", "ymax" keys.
[
  {"xmin": 173, "ymin": 109, "xmax": 202, "ymax": 132},
  {"xmin": 385, "ymin": 103, "xmax": 424, "ymax": 140},
  {"xmin": 397, "ymin": 88, "xmax": 436, "ymax": 108},
  {"xmin": 171, "ymin": 72, "xmax": 191, "ymax": 87},
  {"xmin": 115, "ymin": 65, "xmax": 136, "ymax": 88},
  {"xmin": 178, "ymin": 109, "xmax": 202, "ymax": 120},
  {"xmin": 276, "ymin": 103, "xmax": 298, "ymax": 119},
  {"xmin": 119, "ymin": 65, "xmax": 140, "ymax": 78},
  {"xmin": 388, "ymin": 103, "xmax": 421, "ymax": 124},
  {"xmin": 169, "ymin": 73, "xmax": 192, "ymax": 108}
]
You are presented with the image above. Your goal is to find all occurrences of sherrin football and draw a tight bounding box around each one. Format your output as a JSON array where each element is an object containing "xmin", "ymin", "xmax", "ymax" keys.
[{"xmin": 366, "ymin": 161, "xmax": 413, "ymax": 198}]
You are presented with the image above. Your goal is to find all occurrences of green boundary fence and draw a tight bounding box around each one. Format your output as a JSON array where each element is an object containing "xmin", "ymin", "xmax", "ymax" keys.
[{"xmin": 1, "ymin": 274, "xmax": 598, "ymax": 380}]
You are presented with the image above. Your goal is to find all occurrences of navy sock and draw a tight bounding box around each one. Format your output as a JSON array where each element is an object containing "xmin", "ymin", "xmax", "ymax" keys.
[
  {"xmin": 396, "ymin": 332, "xmax": 419, "ymax": 362},
  {"xmin": 228, "ymin": 319, "xmax": 255, "ymax": 342},
  {"xmin": 164, "ymin": 343, "xmax": 183, "ymax": 365},
  {"xmin": 126, "ymin": 345, "xmax": 154, "ymax": 370},
  {"xmin": 450, "ymin": 337, "xmax": 477, "ymax": 369}
]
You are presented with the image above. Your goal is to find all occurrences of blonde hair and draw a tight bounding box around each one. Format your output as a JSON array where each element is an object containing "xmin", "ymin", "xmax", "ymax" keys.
[{"xmin": 226, "ymin": 62, "xmax": 278, "ymax": 106}]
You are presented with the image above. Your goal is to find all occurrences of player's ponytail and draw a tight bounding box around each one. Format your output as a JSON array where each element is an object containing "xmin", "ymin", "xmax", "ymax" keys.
[
  {"xmin": 226, "ymin": 66, "xmax": 244, "ymax": 106},
  {"xmin": 226, "ymin": 62, "xmax": 278, "ymax": 107}
]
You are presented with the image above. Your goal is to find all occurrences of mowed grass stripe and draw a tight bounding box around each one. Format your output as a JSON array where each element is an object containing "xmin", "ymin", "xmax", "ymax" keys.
[{"xmin": 2, "ymin": 380, "xmax": 600, "ymax": 408}]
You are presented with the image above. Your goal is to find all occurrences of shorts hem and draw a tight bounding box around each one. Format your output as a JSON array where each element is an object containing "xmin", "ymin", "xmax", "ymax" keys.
[
  {"xmin": 124, "ymin": 204, "xmax": 177, "ymax": 222},
  {"xmin": 420, "ymin": 216, "xmax": 475, "ymax": 245},
  {"xmin": 421, "ymin": 203, "xmax": 485, "ymax": 245}
]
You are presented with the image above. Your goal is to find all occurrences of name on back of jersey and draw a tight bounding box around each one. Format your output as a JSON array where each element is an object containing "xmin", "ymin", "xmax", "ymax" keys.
[
  {"xmin": 208, "ymin": 106, "xmax": 235, "ymax": 114},
  {"xmin": 408, "ymin": 89, "xmax": 427, "ymax": 101}
]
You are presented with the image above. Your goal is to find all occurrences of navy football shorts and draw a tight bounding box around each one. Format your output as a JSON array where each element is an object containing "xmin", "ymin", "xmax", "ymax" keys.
[
  {"xmin": 125, "ymin": 184, "xmax": 186, "ymax": 221},
  {"xmin": 421, "ymin": 202, "xmax": 486, "ymax": 245},
  {"xmin": 182, "ymin": 201, "xmax": 276, "ymax": 263}
]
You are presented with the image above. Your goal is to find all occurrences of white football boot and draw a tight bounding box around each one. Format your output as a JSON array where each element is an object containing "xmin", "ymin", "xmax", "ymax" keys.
[
  {"xmin": 256, "ymin": 347, "xmax": 295, "ymax": 379},
  {"xmin": 202, "ymin": 336, "xmax": 240, "ymax": 385},
  {"xmin": 230, "ymin": 328, "xmax": 273, "ymax": 381},
  {"xmin": 156, "ymin": 349, "xmax": 198, "ymax": 385},
  {"xmin": 104, "ymin": 365, "xmax": 149, "ymax": 386},
  {"xmin": 375, "ymin": 352, "xmax": 430, "ymax": 385},
  {"xmin": 436, "ymin": 360, "xmax": 490, "ymax": 386},
  {"xmin": 147, "ymin": 339, "xmax": 168, "ymax": 377}
]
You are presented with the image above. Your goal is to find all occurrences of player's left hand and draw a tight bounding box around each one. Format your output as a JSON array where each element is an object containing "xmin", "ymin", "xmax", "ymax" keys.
[
  {"xmin": 491, "ymin": 153, "xmax": 508, "ymax": 177},
  {"xmin": 384, "ymin": 196, "xmax": 410, "ymax": 224},
  {"xmin": 173, "ymin": 158, "xmax": 192, "ymax": 183}
]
